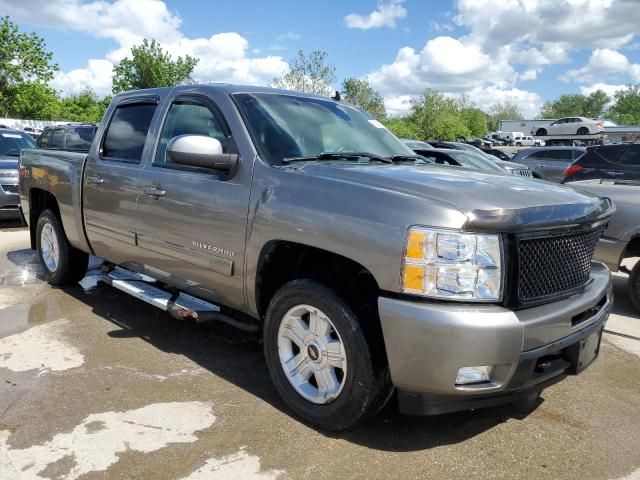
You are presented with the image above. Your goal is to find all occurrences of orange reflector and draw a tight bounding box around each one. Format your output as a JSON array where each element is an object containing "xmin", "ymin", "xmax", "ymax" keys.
[
  {"xmin": 403, "ymin": 264, "xmax": 424, "ymax": 291},
  {"xmin": 406, "ymin": 230, "xmax": 425, "ymax": 259}
]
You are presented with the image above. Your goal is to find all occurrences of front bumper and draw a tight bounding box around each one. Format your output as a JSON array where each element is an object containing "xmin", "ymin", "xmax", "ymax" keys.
[
  {"xmin": 0, "ymin": 180, "xmax": 20, "ymax": 219},
  {"xmin": 378, "ymin": 261, "xmax": 612, "ymax": 415}
]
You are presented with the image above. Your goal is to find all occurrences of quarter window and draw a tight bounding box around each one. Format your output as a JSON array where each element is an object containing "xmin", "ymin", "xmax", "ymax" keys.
[
  {"xmin": 544, "ymin": 150, "xmax": 573, "ymax": 161},
  {"xmin": 102, "ymin": 103, "xmax": 157, "ymax": 162}
]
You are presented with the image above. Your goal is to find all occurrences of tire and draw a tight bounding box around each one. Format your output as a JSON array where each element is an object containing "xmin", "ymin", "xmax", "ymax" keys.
[
  {"xmin": 516, "ymin": 142, "xmax": 522, "ymax": 147},
  {"xmin": 629, "ymin": 262, "xmax": 640, "ymax": 312},
  {"xmin": 36, "ymin": 209, "xmax": 89, "ymax": 286},
  {"xmin": 263, "ymin": 279, "xmax": 392, "ymax": 431},
  {"xmin": 578, "ymin": 127, "xmax": 589, "ymax": 135},
  {"xmin": 536, "ymin": 128, "xmax": 547, "ymax": 136}
]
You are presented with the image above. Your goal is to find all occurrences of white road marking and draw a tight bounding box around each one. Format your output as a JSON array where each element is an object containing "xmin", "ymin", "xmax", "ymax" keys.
[
  {"xmin": 0, "ymin": 319, "xmax": 84, "ymax": 372},
  {"xmin": 0, "ymin": 401, "xmax": 215, "ymax": 480},
  {"xmin": 180, "ymin": 449, "xmax": 285, "ymax": 480}
]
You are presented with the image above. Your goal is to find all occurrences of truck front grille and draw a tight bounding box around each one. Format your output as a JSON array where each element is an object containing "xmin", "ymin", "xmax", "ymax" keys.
[
  {"xmin": 1, "ymin": 184, "xmax": 18, "ymax": 194},
  {"xmin": 517, "ymin": 226, "xmax": 604, "ymax": 302}
]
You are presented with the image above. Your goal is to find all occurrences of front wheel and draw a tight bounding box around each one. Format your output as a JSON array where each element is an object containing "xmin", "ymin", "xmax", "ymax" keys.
[
  {"xmin": 629, "ymin": 262, "xmax": 640, "ymax": 312},
  {"xmin": 36, "ymin": 209, "xmax": 89, "ymax": 286},
  {"xmin": 516, "ymin": 142, "xmax": 522, "ymax": 146},
  {"xmin": 263, "ymin": 280, "xmax": 392, "ymax": 430}
]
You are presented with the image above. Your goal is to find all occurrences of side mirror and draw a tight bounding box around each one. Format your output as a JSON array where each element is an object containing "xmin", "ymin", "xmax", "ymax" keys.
[{"xmin": 166, "ymin": 135, "xmax": 238, "ymax": 172}]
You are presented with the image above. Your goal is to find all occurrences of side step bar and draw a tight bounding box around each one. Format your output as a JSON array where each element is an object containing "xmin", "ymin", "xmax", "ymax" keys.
[{"xmin": 100, "ymin": 267, "xmax": 258, "ymax": 332}]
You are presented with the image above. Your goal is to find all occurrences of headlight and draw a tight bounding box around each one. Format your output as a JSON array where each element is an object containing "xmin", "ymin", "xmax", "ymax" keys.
[{"xmin": 402, "ymin": 227, "xmax": 503, "ymax": 301}]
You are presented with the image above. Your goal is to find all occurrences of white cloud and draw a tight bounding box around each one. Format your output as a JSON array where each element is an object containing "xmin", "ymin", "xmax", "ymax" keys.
[
  {"xmin": 344, "ymin": 0, "xmax": 407, "ymax": 30},
  {"xmin": 563, "ymin": 48, "xmax": 640, "ymax": 84},
  {"xmin": 465, "ymin": 86, "xmax": 543, "ymax": 118},
  {"xmin": 0, "ymin": 0, "xmax": 287, "ymax": 96},
  {"xmin": 579, "ymin": 82, "xmax": 627, "ymax": 98},
  {"xmin": 518, "ymin": 69, "xmax": 538, "ymax": 81}
]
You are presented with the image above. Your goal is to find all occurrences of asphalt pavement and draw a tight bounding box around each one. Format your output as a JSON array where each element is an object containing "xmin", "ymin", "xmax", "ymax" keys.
[{"xmin": 0, "ymin": 221, "xmax": 639, "ymax": 480}]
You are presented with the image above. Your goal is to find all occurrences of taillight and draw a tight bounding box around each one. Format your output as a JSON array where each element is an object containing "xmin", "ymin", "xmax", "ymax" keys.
[
  {"xmin": 563, "ymin": 165, "xmax": 583, "ymax": 177},
  {"xmin": 596, "ymin": 121, "xmax": 604, "ymax": 127},
  {"xmin": 19, "ymin": 166, "xmax": 27, "ymax": 178}
]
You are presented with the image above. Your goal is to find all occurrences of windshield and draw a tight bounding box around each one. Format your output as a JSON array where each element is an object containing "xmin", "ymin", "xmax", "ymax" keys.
[
  {"xmin": 447, "ymin": 151, "xmax": 506, "ymax": 174},
  {"xmin": 234, "ymin": 93, "xmax": 415, "ymax": 164},
  {"xmin": 0, "ymin": 131, "xmax": 37, "ymax": 156}
]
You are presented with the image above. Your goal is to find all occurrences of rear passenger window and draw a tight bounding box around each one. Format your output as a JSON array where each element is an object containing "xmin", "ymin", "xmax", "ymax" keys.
[
  {"xmin": 50, "ymin": 129, "xmax": 65, "ymax": 148},
  {"xmin": 102, "ymin": 103, "xmax": 157, "ymax": 162},
  {"xmin": 37, "ymin": 130, "xmax": 52, "ymax": 148},
  {"xmin": 545, "ymin": 150, "xmax": 572, "ymax": 161},
  {"xmin": 154, "ymin": 99, "xmax": 231, "ymax": 166},
  {"xmin": 618, "ymin": 146, "xmax": 640, "ymax": 167},
  {"xmin": 67, "ymin": 126, "xmax": 96, "ymax": 150}
]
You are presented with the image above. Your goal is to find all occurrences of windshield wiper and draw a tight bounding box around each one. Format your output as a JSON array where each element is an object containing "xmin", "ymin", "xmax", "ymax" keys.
[{"xmin": 282, "ymin": 151, "xmax": 393, "ymax": 164}]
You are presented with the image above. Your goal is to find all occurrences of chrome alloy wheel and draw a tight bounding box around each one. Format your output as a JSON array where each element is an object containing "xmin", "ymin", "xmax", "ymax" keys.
[
  {"xmin": 40, "ymin": 222, "xmax": 60, "ymax": 272},
  {"xmin": 277, "ymin": 304, "xmax": 347, "ymax": 404}
]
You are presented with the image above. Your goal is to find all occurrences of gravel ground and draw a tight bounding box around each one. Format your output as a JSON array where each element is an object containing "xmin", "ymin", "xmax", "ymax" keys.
[{"xmin": 0, "ymin": 221, "xmax": 639, "ymax": 480}]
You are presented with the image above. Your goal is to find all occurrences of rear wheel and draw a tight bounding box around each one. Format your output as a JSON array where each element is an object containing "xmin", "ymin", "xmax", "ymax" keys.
[
  {"xmin": 578, "ymin": 127, "xmax": 589, "ymax": 135},
  {"xmin": 36, "ymin": 209, "xmax": 88, "ymax": 286},
  {"xmin": 536, "ymin": 128, "xmax": 547, "ymax": 136},
  {"xmin": 516, "ymin": 142, "xmax": 522, "ymax": 146},
  {"xmin": 629, "ymin": 262, "xmax": 640, "ymax": 312},
  {"xmin": 263, "ymin": 279, "xmax": 392, "ymax": 430}
]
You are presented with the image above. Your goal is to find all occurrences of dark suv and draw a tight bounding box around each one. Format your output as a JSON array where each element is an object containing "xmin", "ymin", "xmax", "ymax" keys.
[
  {"xmin": 512, "ymin": 147, "xmax": 586, "ymax": 182},
  {"xmin": 562, "ymin": 143, "xmax": 640, "ymax": 183},
  {"xmin": 37, "ymin": 124, "xmax": 98, "ymax": 152}
]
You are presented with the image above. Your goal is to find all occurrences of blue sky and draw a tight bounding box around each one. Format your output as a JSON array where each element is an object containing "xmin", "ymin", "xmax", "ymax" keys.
[{"xmin": 3, "ymin": 0, "xmax": 640, "ymax": 117}]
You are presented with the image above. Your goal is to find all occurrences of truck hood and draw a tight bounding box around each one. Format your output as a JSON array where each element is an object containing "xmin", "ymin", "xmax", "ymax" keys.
[{"xmin": 295, "ymin": 163, "xmax": 614, "ymax": 232}]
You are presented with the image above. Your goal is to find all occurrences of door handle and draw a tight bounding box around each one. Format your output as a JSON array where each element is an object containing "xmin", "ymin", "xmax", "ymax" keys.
[
  {"xmin": 608, "ymin": 171, "xmax": 624, "ymax": 177},
  {"xmin": 539, "ymin": 164, "xmax": 546, "ymax": 168},
  {"xmin": 86, "ymin": 175, "xmax": 104, "ymax": 185},
  {"xmin": 143, "ymin": 185, "xmax": 166, "ymax": 197}
]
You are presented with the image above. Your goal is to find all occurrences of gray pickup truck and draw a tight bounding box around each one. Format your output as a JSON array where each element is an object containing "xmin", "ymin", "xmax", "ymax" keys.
[{"xmin": 19, "ymin": 84, "xmax": 615, "ymax": 430}]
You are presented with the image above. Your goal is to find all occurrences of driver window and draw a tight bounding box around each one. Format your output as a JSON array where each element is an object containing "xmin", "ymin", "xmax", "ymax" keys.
[{"xmin": 155, "ymin": 99, "xmax": 230, "ymax": 166}]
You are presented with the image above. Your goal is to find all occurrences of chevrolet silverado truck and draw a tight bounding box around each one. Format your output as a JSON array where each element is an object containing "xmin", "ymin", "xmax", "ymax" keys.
[
  {"xmin": 19, "ymin": 85, "xmax": 614, "ymax": 430},
  {"xmin": 570, "ymin": 179, "xmax": 640, "ymax": 311}
]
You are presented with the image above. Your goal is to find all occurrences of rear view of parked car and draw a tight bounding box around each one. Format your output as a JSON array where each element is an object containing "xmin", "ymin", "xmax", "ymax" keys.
[
  {"xmin": 1, "ymin": 129, "xmax": 36, "ymax": 219},
  {"xmin": 512, "ymin": 146, "xmax": 586, "ymax": 181},
  {"xmin": 562, "ymin": 143, "xmax": 640, "ymax": 183},
  {"xmin": 532, "ymin": 117, "xmax": 604, "ymax": 137},
  {"xmin": 38, "ymin": 124, "xmax": 98, "ymax": 152}
]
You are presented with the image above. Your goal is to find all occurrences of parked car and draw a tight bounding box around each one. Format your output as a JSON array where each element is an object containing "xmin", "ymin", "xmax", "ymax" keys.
[
  {"xmin": 22, "ymin": 126, "xmax": 43, "ymax": 138},
  {"xmin": 485, "ymin": 148, "xmax": 514, "ymax": 161},
  {"xmin": 532, "ymin": 117, "xmax": 604, "ymax": 137},
  {"xmin": 401, "ymin": 139, "xmax": 433, "ymax": 150},
  {"xmin": 1, "ymin": 128, "xmax": 36, "ymax": 219},
  {"xmin": 406, "ymin": 142, "xmax": 532, "ymax": 177},
  {"xmin": 569, "ymin": 179, "xmax": 640, "ymax": 311},
  {"xmin": 513, "ymin": 135, "xmax": 539, "ymax": 147},
  {"xmin": 512, "ymin": 146, "xmax": 586, "ymax": 182},
  {"xmin": 428, "ymin": 141, "xmax": 532, "ymax": 176},
  {"xmin": 562, "ymin": 143, "xmax": 640, "ymax": 183},
  {"xmin": 38, "ymin": 124, "xmax": 98, "ymax": 152},
  {"xmin": 20, "ymin": 84, "xmax": 614, "ymax": 430}
]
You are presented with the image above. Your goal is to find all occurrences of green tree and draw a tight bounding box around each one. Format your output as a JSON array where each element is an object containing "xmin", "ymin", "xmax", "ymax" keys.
[
  {"xmin": 540, "ymin": 90, "xmax": 609, "ymax": 119},
  {"xmin": 409, "ymin": 89, "xmax": 469, "ymax": 141},
  {"xmin": 486, "ymin": 101, "xmax": 523, "ymax": 131},
  {"xmin": 608, "ymin": 84, "xmax": 640, "ymax": 125},
  {"xmin": 0, "ymin": 16, "xmax": 58, "ymax": 117},
  {"xmin": 383, "ymin": 116, "xmax": 421, "ymax": 139},
  {"xmin": 58, "ymin": 88, "xmax": 109, "ymax": 123},
  {"xmin": 461, "ymin": 107, "xmax": 487, "ymax": 137},
  {"xmin": 112, "ymin": 39, "xmax": 198, "ymax": 94},
  {"xmin": 9, "ymin": 82, "xmax": 60, "ymax": 119},
  {"xmin": 273, "ymin": 50, "xmax": 336, "ymax": 96},
  {"xmin": 340, "ymin": 77, "xmax": 386, "ymax": 120}
]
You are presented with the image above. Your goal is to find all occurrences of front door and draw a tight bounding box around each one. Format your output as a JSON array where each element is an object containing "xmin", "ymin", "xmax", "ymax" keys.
[
  {"xmin": 83, "ymin": 98, "xmax": 159, "ymax": 265},
  {"xmin": 135, "ymin": 95, "xmax": 251, "ymax": 310}
]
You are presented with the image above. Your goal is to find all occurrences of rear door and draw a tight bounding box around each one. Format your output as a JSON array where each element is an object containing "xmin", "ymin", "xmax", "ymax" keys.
[
  {"xmin": 134, "ymin": 93, "xmax": 251, "ymax": 310},
  {"xmin": 538, "ymin": 149, "xmax": 573, "ymax": 181},
  {"xmin": 82, "ymin": 97, "xmax": 159, "ymax": 265},
  {"xmin": 49, "ymin": 128, "xmax": 65, "ymax": 150}
]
